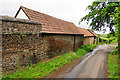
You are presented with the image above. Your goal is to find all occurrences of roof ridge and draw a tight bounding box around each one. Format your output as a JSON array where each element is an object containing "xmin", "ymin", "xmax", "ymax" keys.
[
  {"xmin": 87, "ymin": 29, "xmax": 99, "ymax": 37},
  {"xmin": 21, "ymin": 6, "xmax": 73, "ymax": 24},
  {"xmin": 77, "ymin": 27, "xmax": 94, "ymax": 37},
  {"xmin": 17, "ymin": 6, "xmax": 81, "ymax": 35}
]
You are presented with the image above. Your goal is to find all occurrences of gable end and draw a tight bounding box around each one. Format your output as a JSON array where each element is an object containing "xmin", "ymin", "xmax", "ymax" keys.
[{"xmin": 15, "ymin": 6, "xmax": 30, "ymax": 20}]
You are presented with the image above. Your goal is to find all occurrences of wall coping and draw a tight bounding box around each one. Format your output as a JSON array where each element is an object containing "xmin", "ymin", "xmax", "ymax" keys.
[{"xmin": 0, "ymin": 16, "xmax": 41, "ymax": 25}]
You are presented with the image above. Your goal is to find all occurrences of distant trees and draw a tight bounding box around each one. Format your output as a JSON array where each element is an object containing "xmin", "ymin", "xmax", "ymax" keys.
[{"xmin": 80, "ymin": 1, "xmax": 120, "ymax": 54}]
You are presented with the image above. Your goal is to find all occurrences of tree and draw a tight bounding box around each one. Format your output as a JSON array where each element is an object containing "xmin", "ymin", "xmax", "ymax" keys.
[{"xmin": 80, "ymin": 1, "xmax": 120, "ymax": 54}]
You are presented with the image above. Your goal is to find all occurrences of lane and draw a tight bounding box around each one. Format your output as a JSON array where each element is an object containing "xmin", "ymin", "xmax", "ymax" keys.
[
  {"xmin": 47, "ymin": 45, "xmax": 116, "ymax": 78},
  {"xmin": 78, "ymin": 50, "xmax": 108, "ymax": 78},
  {"xmin": 78, "ymin": 45, "xmax": 116, "ymax": 78}
]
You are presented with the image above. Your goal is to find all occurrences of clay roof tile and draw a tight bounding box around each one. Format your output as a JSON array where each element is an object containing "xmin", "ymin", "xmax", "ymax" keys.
[
  {"xmin": 87, "ymin": 29, "xmax": 99, "ymax": 37},
  {"xmin": 78, "ymin": 27, "xmax": 94, "ymax": 37},
  {"xmin": 19, "ymin": 6, "xmax": 81, "ymax": 34}
]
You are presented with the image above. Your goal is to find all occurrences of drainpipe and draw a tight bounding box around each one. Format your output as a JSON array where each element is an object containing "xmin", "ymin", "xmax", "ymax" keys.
[
  {"xmin": 40, "ymin": 31, "xmax": 44, "ymax": 37},
  {"xmin": 73, "ymin": 35, "xmax": 76, "ymax": 51}
]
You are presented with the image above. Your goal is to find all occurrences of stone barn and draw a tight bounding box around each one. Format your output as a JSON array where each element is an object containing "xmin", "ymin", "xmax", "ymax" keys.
[
  {"xmin": 87, "ymin": 29, "xmax": 99, "ymax": 44},
  {"xmin": 1, "ymin": 6, "xmax": 84, "ymax": 72},
  {"xmin": 78, "ymin": 27, "xmax": 94, "ymax": 45},
  {"xmin": 15, "ymin": 6, "xmax": 84, "ymax": 52}
]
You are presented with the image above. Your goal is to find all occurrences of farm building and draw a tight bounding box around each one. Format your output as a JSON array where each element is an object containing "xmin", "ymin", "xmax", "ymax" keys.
[
  {"xmin": 1, "ymin": 6, "xmax": 85, "ymax": 72},
  {"xmin": 78, "ymin": 27, "xmax": 94, "ymax": 45},
  {"xmin": 15, "ymin": 6, "xmax": 84, "ymax": 51},
  {"xmin": 87, "ymin": 29, "xmax": 99, "ymax": 44},
  {"xmin": 15, "ymin": 6, "xmax": 81, "ymax": 34}
]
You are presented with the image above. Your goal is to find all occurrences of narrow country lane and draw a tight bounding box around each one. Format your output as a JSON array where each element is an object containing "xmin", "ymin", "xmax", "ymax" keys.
[
  {"xmin": 47, "ymin": 44, "xmax": 117, "ymax": 78},
  {"xmin": 78, "ymin": 47, "xmax": 109, "ymax": 78}
]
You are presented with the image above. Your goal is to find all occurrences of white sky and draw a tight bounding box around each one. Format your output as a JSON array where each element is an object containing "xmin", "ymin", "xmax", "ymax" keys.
[{"xmin": 0, "ymin": 0, "xmax": 110, "ymax": 34}]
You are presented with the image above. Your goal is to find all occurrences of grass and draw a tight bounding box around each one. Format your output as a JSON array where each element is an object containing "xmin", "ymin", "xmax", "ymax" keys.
[
  {"xmin": 108, "ymin": 49, "xmax": 120, "ymax": 78},
  {"xmin": 98, "ymin": 42, "xmax": 105, "ymax": 45},
  {"xmin": 2, "ymin": 44, "xmax": 96, "ymax": 78},
  {"xmin": 98, "ymin": 38, "xmax": 117, "ymax": 45},
  {"xmin": 99, "ymin": 34, "xmax": 117, "ymax": 45},
  {"xmin": 99, "ymin": 36, "xmax": 109, "ymax": 41},
  {"xmin": 108, "ymin": 38, "xmax": 118, "ymax": 45}
]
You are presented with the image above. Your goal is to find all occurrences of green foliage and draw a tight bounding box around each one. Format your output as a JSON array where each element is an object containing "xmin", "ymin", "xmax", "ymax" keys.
[
  {"xmin": 80, "ymin": 2, "xmax": 118, "ymax": 31},
  {"xmin": 97, "ymin": 42, "xmax": 103, "ymax": 45},
  {"xmin": 80, "ymin": 1, "xmax": 120, "ymax": 53},
  {"xmin": 109, "ymin": 37, "xmax": 117, "ymax": 44},
  {"xmin": 99, "ymin": 36, "xmax": 109, "ymax": 41},
  {"xmin": 111, "ymin": 46, "xmax": 118, "ymax": 55},
  {"xmin": 19, "ymin": 34, "xmax": 26, "ymax": 38},
  {"xmin": 3, "ymin": 44, "xmax": 96, "ymax": 78},
  {"xmin": 76, "ymin": 49, "xmax": 87, "ymax": 57},
  {"xmin": 99, "ymin": 33, "xmax": 117, "ymax": 44},
  {"xmin": 108, "ymin": 49, "xmax": 120, "ymax": 78},
  {"xmin": 80, "ymin": 44, "xmax": 96, "ymax": 52}
]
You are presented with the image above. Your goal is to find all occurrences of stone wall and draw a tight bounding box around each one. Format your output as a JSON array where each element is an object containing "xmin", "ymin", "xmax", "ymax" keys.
[
  {"xmin": 42, "ymin": 34, "xmax": 84, "ymax": 57},
  {"xmin": 1, "ymin": 16, "xmax": 43, "ymax": 72},
  {"xmin": 0, "ymin": 19, "xmax": 2, "ymax": 76},
  {"xmin": 1, "ymin": 16, "xmax": 84, "ymax": 72},
  {"xmin": 75, "ymin": 35, "xmax": 84, "ymax": 50},
  {"xmin": 2, "ymin": 34, "xmax": 49, "ymax": 72},
  {"xmin": 1, "ymin": 16, "xmax": 41, "ymax": 34},
  {"xmin": 83, "ymin": 37, "xmax": 94, "ymax": 45}
]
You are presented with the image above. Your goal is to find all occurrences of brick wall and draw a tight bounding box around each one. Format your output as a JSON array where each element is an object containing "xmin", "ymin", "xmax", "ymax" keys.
[{"xmin": 1, "ymin": 16, "xmax": 84, "ymax": 72}]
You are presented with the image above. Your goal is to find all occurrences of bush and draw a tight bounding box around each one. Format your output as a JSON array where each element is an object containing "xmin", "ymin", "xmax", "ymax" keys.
[
  {"xmin": 80, "ymin": 44, "xmax": 96, "ymax": 52},
  {"xmin": 111, "ymin": 46, "xmax": 118, "ymax": 55},
  {"xmin": 99, "ymin": 36, "xmax": 117, "ymax": 44},
  {"xmin": 98, "ymin": 42, "xmax": 104, "ymax": 45}
]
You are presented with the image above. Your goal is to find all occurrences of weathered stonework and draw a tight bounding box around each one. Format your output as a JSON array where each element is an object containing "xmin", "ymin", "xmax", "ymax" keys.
[
  {"xmin": 0, "ymin": 17, "xmax": 2, "ymax": 76},
  {"xmin": 1, "ymin": 16, "xmax": 41, "ymax": 34},
  {"xmin": 83, "ymin": 37, "xmax": 94, "ymax": 45},
  {"xmin": 42, "ymin": 34, "xmax": 84, "ymax": 58},
  {"xmin": 2, "ymin": 34, "xmax": 49, "ymax": 71},
  {"xmin": 1, "ymin": 16, "xmax": 43, "ymax": 72},
  {"xmin": 1, "ymin": 16, "xmax": 84, "ymax": 72}
]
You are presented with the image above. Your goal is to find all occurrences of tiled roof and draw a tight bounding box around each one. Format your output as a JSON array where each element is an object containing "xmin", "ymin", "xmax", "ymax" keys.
[
  {"xmin": 87, "ymin": 29, "xmax": 99, "ymax": 37},
  {"xmin": 16, "ymin": 6, "xmax": 81, "ymax": 34},
  {"xmin": 78, "ymin": 27, "xmax": 94, "ymax": 37}
]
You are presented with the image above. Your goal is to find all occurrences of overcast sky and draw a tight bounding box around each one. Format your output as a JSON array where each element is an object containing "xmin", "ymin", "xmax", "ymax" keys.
[{"xmin": 0, "ymin": 0, "xmax": 110, "ymax": 34}]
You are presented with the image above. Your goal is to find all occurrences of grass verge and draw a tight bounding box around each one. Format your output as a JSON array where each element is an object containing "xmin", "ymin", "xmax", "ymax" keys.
[
  {"xmin": 108, "ymin": 48, "xmax": 119, "ymax": 78},
  {"xmin": 108, "ymin": 38, "xmax": 118, "ymax": 45},
  {"xmin": 3, "ymin": 44, "xmax": 96, "ymax": 78}
]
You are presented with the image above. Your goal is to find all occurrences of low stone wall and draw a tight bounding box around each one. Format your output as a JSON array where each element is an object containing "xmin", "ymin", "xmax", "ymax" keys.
[
  {"xmin": 1, "ymin": 16, "xmax": 43, "ymax": 72},
  {"xmin": 2, "ymin": 34, "xmax": 83, "ymax": 72},
  {"xmin": 1, "ymin": 16, "xmax": 84, "ymax": 72},
  {"xmin": 1, "ymin": 16, "xmax": 41, "ymax": 34},
  {"xmin": 2, "ymin": 34, "xmax": 49, "ymax": 72}
]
